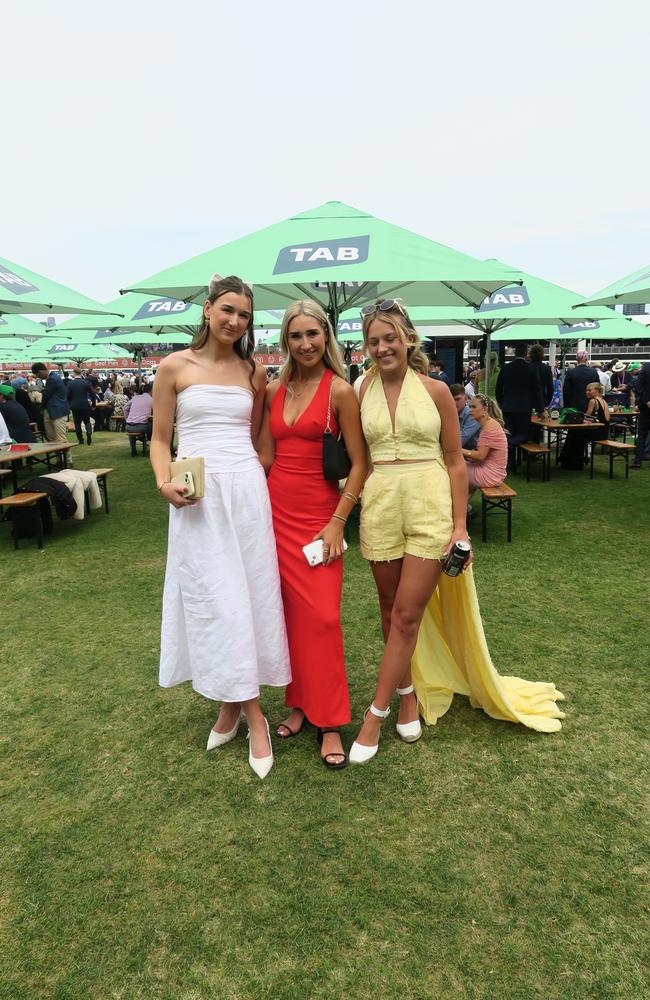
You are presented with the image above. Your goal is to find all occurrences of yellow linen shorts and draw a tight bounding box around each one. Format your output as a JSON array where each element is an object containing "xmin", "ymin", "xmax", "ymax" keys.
[{"xmin": 360, "ymin": 461, "xmax": 454, "ymax": 562}]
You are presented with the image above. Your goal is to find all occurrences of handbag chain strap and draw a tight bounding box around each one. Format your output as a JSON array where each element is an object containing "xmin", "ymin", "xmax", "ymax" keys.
[{"xmin": 325, "ymin": 373, "xmax": 334, "ymax": 434}]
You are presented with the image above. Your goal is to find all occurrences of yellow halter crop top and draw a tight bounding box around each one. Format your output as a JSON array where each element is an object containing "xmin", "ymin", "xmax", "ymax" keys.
[{"xmin": 361, "ymin": 367, "xmax": 444, "ymax": 462}]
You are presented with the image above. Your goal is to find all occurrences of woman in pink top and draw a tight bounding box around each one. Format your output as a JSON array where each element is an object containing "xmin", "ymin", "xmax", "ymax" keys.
[{"xmin": 462, "ymin": 393, "xmax": 508, "ymax": 491}]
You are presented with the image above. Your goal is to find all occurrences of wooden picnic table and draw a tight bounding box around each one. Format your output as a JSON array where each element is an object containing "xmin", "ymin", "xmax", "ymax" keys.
[
  {"xmin": 0, "ymin": 442, "xmax": 76, "ymax": 491},
  {"xmin": 531, "ymin": 417, "xmax": 605, "ymax": 466}
]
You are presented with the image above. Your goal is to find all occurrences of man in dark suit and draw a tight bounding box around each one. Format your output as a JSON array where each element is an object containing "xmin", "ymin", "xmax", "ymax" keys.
[
  {"xmin": 562, "ymin": 350, "xmax": 595, "ymax": 413},
  {"xmin": 67, "ymin": 368, "xmax": 95, "ymax": 445},
  {"xmin": 495, "ymin": 343, "xmax": 544, "ymax": 473}
]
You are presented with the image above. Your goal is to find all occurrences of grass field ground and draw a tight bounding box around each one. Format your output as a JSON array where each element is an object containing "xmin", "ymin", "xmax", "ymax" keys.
[{"xmin": 1, "ymin": 433, "xmax": 648, "ymax": 999}]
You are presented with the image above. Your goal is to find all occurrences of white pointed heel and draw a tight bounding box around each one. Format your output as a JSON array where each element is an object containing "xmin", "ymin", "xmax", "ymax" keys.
[
  {"xmin": 395, "ymin": 684, "xmax": 422, "ymax": 743},
  {"xmin": 206, "ymin": 711, "xmax": 242, "ymax": 751},
  {"xmin": 247, "ymin": 717, "xmax": 273, "ymax": 780},
  {"xmin": 349, "ymin": 703, "xmax": 390, "ymax": 765}
]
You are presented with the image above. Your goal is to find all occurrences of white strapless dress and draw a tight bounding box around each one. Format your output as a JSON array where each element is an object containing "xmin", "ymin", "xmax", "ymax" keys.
[{"xmin": 159, "ymin": 385, "xmax": 291, "ymax": 702}]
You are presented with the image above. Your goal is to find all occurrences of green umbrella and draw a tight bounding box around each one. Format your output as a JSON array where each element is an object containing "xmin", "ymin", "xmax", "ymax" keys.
[
  {"xmin": 52, "ymin": 291, "xmax": 203, "ymax": 339},
  {"xmin": 416, "ymin": 261, "xmax": 632, "ymax": 390},
  {"xmin": 491, "ymin": 312, "xmax": 646, "ymax": 341},
  {"xmin": 121, "ymin": 201, "xmax": 518, "ymax": 324},
  {"xmin": 0, "ymin": 341, "xmax": 30, "ymax": 364},
  {"xmin": 0, "ymin": 314, "xmax": 65, "ymax": 339},
  {"xmin": 579, "ymin": 264, "xmax": 650, "ymax": 306},
  {"xmin": 21, "ymin": 340, "xmax": 127, "ymax": 364},
  {"xmin": 0, "ymin": 256, "xmax": 121, "ymax": 317}
]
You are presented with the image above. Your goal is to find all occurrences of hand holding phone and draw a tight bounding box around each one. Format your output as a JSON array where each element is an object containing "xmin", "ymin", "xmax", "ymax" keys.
[{"xmin": 302, "ymin": 538, "xmax": 348, "ymax": 566}]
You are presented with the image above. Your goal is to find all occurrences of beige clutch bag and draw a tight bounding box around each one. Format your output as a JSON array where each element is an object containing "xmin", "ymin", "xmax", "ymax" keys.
[{"xmin": 169, "ymin": 456, "xmax": 205, "ymax": 499}]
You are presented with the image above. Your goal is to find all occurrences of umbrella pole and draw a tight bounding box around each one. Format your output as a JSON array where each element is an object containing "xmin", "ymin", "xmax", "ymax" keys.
[{"xmin": 483, "ymin": 332, "xmax": 491, "ymax": 394}]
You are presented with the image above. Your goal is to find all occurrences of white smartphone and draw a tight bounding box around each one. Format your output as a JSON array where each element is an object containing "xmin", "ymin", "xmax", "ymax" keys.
[{"xmin": 302, "ymin": 538, "xmax": 348, "ymax": 566}]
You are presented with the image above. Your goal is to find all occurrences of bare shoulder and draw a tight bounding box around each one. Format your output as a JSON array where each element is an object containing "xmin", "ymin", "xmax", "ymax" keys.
[
  {"xmin": 419, "ymin": 373, "xmax": 449, "ymax": 403},
  {"xmin": 332, "ymin": 375, "xmax": 356, "ymax": 403},
  {"xmin": 157, "ymin": 349, "xmax": 192, "ymax": 375},
  {"xmin": 252, "ymin": 361, "xmax": 267, "ymax": 391},
  {"xmin": 265, "ymin": 379, "xmax": 282, "ymax": 404},
  {"xmin": 358, "ymin": 373, "xmax": 373, "ymax": 404}
]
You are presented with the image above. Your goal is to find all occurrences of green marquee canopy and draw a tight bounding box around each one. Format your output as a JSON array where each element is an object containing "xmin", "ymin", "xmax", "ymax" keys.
[
  {"xmin": 0, "ymin": 256, "xmax": 120, "ymax": 317},
  {"xmin": 580, "ymin": 264, "xmax": 650, "ymax": 307},
  {"xmin": 121, "ymin": 201, "xmax": 518, "ymax": 324}
]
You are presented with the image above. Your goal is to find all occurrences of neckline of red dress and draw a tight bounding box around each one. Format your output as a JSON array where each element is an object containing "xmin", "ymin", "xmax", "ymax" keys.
[{"xmin": 281, "ymin": 369, "xmax": 332, "ymax": 429}]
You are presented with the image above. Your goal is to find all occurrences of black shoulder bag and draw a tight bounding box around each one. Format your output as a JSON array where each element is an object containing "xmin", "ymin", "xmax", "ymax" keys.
[{"xmin": 322, "ymin": 376, "xmax": 351, "ymax": 482}]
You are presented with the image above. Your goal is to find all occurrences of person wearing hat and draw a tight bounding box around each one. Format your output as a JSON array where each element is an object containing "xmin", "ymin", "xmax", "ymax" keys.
[
  {"xmin": 0, "ymin": 384, "xmax": 35, "ymax": 443},
  {"xmin": 610, "ymin": 360, "xmax": 632, "ymax": 401}
]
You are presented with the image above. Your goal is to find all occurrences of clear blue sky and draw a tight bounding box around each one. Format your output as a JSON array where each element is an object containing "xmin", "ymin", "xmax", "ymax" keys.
[{"xmin": 4, "ymin": 0, "xmax": 650, "ymax": 302}]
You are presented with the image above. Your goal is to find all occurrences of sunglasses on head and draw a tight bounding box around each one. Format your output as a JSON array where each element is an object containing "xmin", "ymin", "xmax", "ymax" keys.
[{"xmin": 360, "ymin": 298, "xmax": 408, "ymax": 319}]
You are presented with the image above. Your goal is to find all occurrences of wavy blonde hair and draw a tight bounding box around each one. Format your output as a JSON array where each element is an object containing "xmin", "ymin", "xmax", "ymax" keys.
[
  {"xmin": 279, "ymin": 300, "xmax": 346, "ymax": 387},
  {"xmin": 361, "ymin": 304, "xmax": 429, "ymax": 377}
]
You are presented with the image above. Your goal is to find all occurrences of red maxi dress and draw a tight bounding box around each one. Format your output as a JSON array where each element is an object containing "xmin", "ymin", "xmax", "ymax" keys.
[{"xmin": 268, "ymin": 369, "xmax": 351, "ymax": 728}]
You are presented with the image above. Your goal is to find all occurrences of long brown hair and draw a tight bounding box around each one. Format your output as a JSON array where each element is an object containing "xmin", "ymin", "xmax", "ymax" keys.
[
  {"xmin": 361, "ymin": 302, "xmax": 429, "ymax": 377},
  {"xmin": 279, "ymin": 300, "xmax": 346, "ymax": 387},
  {"xmin": 192, "ymin": 275, "xmax": 256, "ymax": 385}
]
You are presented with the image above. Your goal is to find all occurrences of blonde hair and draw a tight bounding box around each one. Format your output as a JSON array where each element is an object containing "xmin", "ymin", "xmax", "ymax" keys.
[
  {"xmin": 279, "ymin": 300, "xmax": 346, "ymax": 386},
  {"xmin": 361, "ymin": 305, "xmax": 429, "ymax": 377},
  {"xmin": 587, "ymin": 381, "xmax": 603, "ymax": 395},
  {"xmin": 473, "ymin": 393, "xmax": 506, "ymax": 428}
]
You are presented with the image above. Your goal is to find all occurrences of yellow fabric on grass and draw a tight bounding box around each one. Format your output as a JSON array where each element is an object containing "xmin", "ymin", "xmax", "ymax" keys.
[{"xmin": 411, "ymin": 566, "xmax": 565, "ymax": 733}]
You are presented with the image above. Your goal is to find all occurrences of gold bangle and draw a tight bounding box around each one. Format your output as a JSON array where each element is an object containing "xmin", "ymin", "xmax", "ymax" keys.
[
  {"xmin": 157, "ymin": 480, "xmax": 171, "ymax": 494},
  {"xmin": 332, "ymin": 513, "xmax": 347, "ymax": 523},
  {"xmin": 342, "ymin": 491, "xmax": 358, "ymax": 503}
]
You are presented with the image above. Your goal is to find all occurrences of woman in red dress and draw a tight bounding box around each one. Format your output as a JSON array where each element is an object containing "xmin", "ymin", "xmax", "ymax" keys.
[{"xmin": 258, "ymin": 300, "xmax": 366, "ymax": 768}]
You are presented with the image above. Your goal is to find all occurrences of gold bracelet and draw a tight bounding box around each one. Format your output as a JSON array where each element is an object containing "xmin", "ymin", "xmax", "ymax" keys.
[
  {"xmin": 332, "ymin": 513, "xmax": 347, "ymax": 523},
  {"xmin": 342, "ymin": 491, "xmax": 358, "ymax": 504},
  {"xmin": 157, "ymin": 480, "xmax": 171, "ymax": 494}
]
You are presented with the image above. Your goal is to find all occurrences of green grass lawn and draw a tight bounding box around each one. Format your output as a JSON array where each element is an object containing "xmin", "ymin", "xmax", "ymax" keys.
[{"xmin": 1, "ymin": 434, "xmax": 649, "ymax": 999}]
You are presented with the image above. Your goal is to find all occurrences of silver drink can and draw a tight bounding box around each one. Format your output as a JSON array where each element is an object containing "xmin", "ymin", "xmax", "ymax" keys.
[{"xmin": 442, "ymin": 540, "xmax": 471, "ymax": 577}]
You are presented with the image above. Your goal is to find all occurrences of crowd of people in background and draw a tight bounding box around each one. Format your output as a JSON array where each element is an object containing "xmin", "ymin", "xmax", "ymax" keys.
[{"xmin": 1, "ymin": 351, "xmax": 649, "ymax": 473}]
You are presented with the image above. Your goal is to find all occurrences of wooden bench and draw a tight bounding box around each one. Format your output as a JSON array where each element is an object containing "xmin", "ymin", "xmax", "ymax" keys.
[
  {"xmin": 0, "ymin": 491, "xmax": 48, "ymax": 549},
  {"xmin": 517, "ymin": 441, "xmax": 551, "ymax": 482},
  {"xmin": 127, "ymin": 431, "xmax": 149, "ymax": 457},
  {"xmin": 110, "ymin": 414, "xmax": 125, "ymax": 432},
  {"xmin": 590, "ymin": 440, "xmax": 635, "ymax": 480},
  {"xmin": 0, "ymin": 469, "xmax": 11, "ymax": 499},
  {"xmin": 480, "ymin": 483, "xmax": 517, "ymax": 543},
  {"xmin": 86, "ymin": 468, "xmax": 114, "ymax": 514}
]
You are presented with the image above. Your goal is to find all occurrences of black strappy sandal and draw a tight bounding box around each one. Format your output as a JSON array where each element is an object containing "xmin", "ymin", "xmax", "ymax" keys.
[
  {"xmin": 276, "ymin": 712, "xmax": 306, "ymax": 739},
  {"xmin": 317, "ymin": 728, "xmax": 348, "ymax": 770}
]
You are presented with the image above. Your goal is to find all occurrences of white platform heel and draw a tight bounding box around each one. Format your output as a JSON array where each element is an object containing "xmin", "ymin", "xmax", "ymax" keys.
[
  {"xmin": 206, "ymin": 712, "xmax": 242, "ymax": 751},
  {"xmin": 247, "ymin": 717, "xmax": 274, "ymax": 780},
  {"xmin": 395, "ymin": 685, "xmax": 422, "ymax": 743},
  {"xmin": 349, "ymin": 703, "xmax": 390, "ymax": 764}
]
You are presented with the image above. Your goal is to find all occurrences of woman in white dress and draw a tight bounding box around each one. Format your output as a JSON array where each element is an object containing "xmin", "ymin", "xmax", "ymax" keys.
[{"xmin": 151, "ymin": 275, "xmax": 291, "ymax": 779}]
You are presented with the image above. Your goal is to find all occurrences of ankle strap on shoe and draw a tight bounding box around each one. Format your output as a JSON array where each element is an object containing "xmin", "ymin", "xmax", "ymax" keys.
[
  {"xmin": 368, "ymin": 703, "xmax": 390, "ymax": 719},
  {"xmin": 396, "ymin": 685, "xmax": 414, "ymax": 696}
]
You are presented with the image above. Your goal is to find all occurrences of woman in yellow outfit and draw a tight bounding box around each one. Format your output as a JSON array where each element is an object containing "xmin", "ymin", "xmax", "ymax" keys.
[{"xmin": 349, "ymin": 301, "xmax": 564, "ymax": 764}]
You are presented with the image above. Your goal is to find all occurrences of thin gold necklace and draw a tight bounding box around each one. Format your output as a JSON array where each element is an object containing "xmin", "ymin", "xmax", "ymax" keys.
[{"xmin": 288, "ymin": 376, "xmax": 321, "ymax": 399}]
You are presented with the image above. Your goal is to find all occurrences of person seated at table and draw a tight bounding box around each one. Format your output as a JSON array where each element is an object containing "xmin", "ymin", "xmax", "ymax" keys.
[
  {"xmin": 559, "ymin": 382, "xmax": 609, "ymax": 470},
  {"xmin": 585, "ymin": 382, "xmax": 610, "ymax": 435},
  {"xmin": 0, "ymin": 384, "xmax": 35, "ymax": 443},
  {"xmin": 0, "ymin": 409, "xmax": 11, "ymax": 445},
  {"xmin": 461, "ymin": 394, "xmax": 508, "ymax": 508},
  {"xmin": 450, "ymin": 383, "xmax": 480, "ymax": 449},
  {"xmin": 110, "ymin": 385, "xmax": 128, "ymax": 427},
  {"xmin": 124, "ymin": 384, "xmax": 153, "ymax": 455}
]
